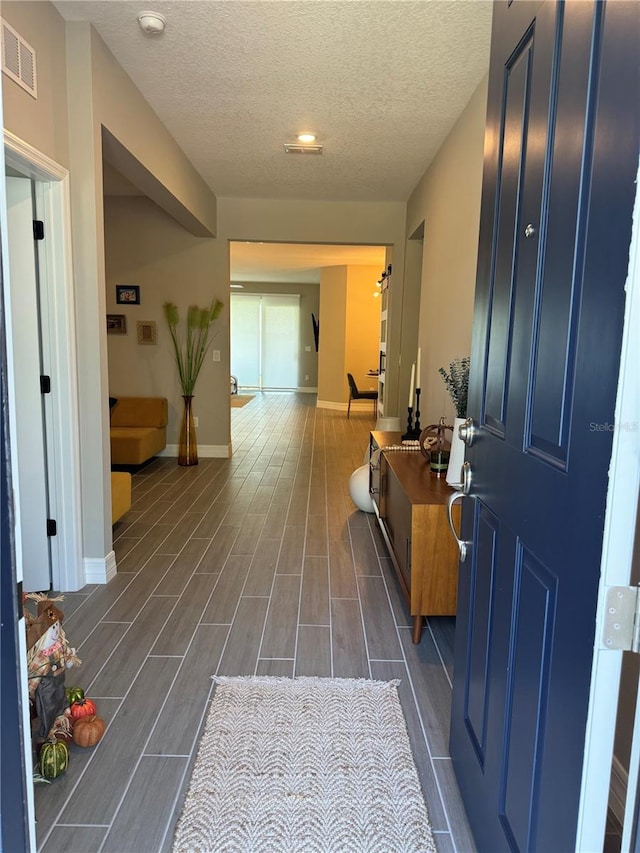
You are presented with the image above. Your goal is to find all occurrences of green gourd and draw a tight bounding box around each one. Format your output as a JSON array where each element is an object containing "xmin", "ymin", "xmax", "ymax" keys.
[{"xmin": 39, "ymin": 739, "xmax": 69, "ymax": 779}]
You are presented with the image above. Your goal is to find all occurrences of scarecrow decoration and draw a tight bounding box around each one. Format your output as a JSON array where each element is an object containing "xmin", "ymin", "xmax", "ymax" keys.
[{"xmin": 25, "ymin": 593, "xmax": 81, "ymax": 742}]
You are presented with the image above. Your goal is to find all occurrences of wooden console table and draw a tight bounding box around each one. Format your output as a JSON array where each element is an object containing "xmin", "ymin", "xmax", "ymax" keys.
[{"xmin": 369, "ymin": 431, "xmax": 460, "ymax": 643}]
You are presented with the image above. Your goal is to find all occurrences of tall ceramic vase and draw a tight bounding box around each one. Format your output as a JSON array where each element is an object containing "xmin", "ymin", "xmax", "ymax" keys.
[
  {"xmin": 446, "ymin": 417, "xmax": 465, "ymax": 487},
  {"xmin": 178, "ymin": 395, "xmax": 198, "ymax": 466}
]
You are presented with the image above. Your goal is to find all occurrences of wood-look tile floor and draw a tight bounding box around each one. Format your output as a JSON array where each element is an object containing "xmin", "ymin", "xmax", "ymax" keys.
[{"xmin": 36, "ymin": 393, "xmax": 475, "ymax": 853}]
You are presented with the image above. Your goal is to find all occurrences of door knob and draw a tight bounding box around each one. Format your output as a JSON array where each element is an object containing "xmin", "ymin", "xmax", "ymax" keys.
[{"xmin": 458, "ymin": 417, "xmax": 477, "ymax": 447}]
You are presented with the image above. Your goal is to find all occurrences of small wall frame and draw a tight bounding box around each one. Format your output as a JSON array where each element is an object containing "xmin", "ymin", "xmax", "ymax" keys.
[
  {"xmin": 106, "ymin": 314, "xmax": 127, "ymax": 334},
  {"xmin": 116, "ymin": 285, "xmax": 140, "ymax": 305},
  {"xmin": 137, "ymin": 320, "xmax": 157, "ymax": 345}
]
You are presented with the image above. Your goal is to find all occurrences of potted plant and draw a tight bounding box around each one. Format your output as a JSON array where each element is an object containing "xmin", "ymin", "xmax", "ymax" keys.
[
  {"xmin": 163, "ymin": 298, "xmax": 224, "ymax": 465},
  {"xmin": 438, "ymin": 356, "xmax": 470, "ymax": 486}
]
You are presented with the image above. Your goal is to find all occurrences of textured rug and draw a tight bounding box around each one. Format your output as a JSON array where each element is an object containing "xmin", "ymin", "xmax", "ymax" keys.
[
  {"xmin": 173, "ymin": 676, "xmax": 435, "ymax": 853},
  {"xmin": 230, "ymin": 394, "xmax": 255, "ymax": 408}
]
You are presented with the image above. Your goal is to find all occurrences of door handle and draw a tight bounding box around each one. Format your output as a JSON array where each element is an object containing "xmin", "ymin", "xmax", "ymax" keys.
[
  {"xmin": 447, "ymin": 462, "xmax": 473, "ymax": 562},
  {"xmin": 448, "ymin": 492, "xmax": 471, "ymax": 562}
]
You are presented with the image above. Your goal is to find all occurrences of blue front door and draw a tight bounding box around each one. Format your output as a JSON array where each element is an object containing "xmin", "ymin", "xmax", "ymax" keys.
[{"xmin": 450, "ymin": 1, "xmax": 640, "ymax": 850}]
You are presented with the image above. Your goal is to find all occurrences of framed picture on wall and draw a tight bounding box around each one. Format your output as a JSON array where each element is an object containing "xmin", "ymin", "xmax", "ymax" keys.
[
  {"xmin": 137, "ymin": 320, "xmax": 157, "ymax": 345},
  {"xmin": 116, "ymin": 285, "xmax": 140, "ymax": 305},
  {"xmin": 106, "ymin": 314, "xmax": 127, "ymax": 334}
]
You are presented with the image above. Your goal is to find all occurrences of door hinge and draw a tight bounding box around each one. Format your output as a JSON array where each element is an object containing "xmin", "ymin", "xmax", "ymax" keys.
[
  {"xmin": 603, "ymin": 586, "xmax": 640, "ymax": 652},
  {"xmin": 33, "ymin": 219, "xmax": 44, "ymax": 240},
  {"xmin": 46, "ymin": 519, "xmax": 57, "ymax": 537},
  {"xmin": 40, "ymin": 375, "xmax": 51, "ymax": 394}
]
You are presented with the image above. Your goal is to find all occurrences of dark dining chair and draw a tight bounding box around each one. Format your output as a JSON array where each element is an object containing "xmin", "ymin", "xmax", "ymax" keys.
[{"xmin": 347, "ymin": 373, "xmax": 378, "ymax": 418}]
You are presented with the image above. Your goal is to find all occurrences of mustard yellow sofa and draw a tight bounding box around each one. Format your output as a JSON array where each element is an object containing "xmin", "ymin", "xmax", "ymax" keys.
[
  {"xmin": 110, "ymin": 396, "xmax": 168, "ymax": 465},
  {"xmin": 111, "ymin": 472, "xmax": 132, "ymax": 524}
]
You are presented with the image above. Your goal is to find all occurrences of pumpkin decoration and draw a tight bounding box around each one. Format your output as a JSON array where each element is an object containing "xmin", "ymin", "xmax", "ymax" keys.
[
  {"xmin": 72, "ymin": 715, "xmax": 105, "ymax": 748},
  {"xmin": 70, "ymin": 697, "xmax": 97, "ymax": 721},
  {"xmin": 65, "ymin": 686, "xmax": 85, "ymax": 705},
  {"xmin": 39, "ymin": 739, "xmax": 69, "ymax": 779}
]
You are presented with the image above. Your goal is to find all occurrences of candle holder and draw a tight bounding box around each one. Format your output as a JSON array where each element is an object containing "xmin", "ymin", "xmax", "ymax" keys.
[
  {"xmin": 402, "ymin": 406, "xmax": 421, "ymax": 441},
  {"xmin": 414, "ymin": 388, "xmax": 421, "ymax": 434},
  {"xmin": 402, "ymin": 407, "xmax": 415, "ymax": 441}
]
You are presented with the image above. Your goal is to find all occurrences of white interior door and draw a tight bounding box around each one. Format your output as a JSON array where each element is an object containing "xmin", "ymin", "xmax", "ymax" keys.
[{"xmin": 6, "ymin": 176, "xmax": 50, "ymax": 591}]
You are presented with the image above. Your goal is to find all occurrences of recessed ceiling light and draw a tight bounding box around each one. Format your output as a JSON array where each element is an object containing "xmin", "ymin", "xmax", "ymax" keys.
[
  {"xmin": 230, "ymin": 284, "xmax": 244, "ymax": 289},
  {"xmin": 297, "ymin": 133, "xmax": 316, "ymax": 143}
]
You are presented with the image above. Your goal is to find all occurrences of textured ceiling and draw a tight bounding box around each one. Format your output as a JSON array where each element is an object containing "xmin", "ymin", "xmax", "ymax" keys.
[{"xmin": 55, "ymin": 0, "xmax": 492, "ymax": 203}]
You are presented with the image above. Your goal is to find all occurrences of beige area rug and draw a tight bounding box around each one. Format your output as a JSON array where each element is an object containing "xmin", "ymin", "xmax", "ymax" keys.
[
  {"xmin": 230, "ymin": 394, "xmax": 255, "ymax": 408},
  {"xmin": 173, "ymin": 676, "xmax": 436, "ymax": 853}
]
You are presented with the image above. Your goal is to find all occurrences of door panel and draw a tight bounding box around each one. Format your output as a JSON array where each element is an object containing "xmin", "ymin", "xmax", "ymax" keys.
[
  {"xmin": 6, "ymin": 176, "xmax": 51, "ymax": 592},
  {"xmin": 464, "ymin": 504, "xmax": 499, "ymax": 765},
  {"xmin": 451, "ymin": 1, "xmax": 640, "ymax": 850}
]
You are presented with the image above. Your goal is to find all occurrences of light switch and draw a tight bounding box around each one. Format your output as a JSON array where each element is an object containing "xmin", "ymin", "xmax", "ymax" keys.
[
  {"xmin": 305, "ymin": 345, "xmax": 311, "ymax": 352},
  {"xmin": 212, "ymin": 350, "xmax": 220, "ymax": 362}
]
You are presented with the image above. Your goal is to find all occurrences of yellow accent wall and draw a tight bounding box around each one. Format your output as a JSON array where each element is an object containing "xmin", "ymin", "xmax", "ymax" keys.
[{"xmin": 344, "ymin": 265, "xmax": 382, "ymax": 399}]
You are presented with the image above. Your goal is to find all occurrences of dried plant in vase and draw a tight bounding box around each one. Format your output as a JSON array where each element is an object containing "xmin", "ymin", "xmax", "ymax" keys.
[
  {"xmin": 438, "ymin": 355, "xmax": 470, "ymax": 487},
  {"xmin": 163, "ymin": 298, "xmax": 224, "ymax": 465},
  {"xmin": 438, "ymin": 356, "xmax": 470, "ymax": 419}
]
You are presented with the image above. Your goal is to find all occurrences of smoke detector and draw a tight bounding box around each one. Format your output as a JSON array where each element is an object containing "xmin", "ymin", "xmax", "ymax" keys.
[{"xmin": 137, "ymin": 11, "xmax": 166, "ymax": 34}]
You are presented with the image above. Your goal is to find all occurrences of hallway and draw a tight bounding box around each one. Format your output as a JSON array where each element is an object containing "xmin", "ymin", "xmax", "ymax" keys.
[{"xmin": 35, "ymin": 393, "xmax": 474, "ymax": 852}]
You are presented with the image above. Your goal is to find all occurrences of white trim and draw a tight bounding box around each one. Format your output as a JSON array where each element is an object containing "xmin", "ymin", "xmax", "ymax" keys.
[
  {"xmin": 160, "ymin": 444, "xmax": 232, "ymax": 458},
  {"xmin": 84, "ymin": 550, "xmax": 117, "ymax": 584},
  {"xmin": 4, "ymin": 129, "xmax": 67, "ymax": 180},
  {"xmin": 316, "ymin": 399, "xmax": 375, "ymax": 412},
  {"xmin": 4, "ymin": 132, "xmax": 84, "ymax": 591},
  {"xmin": 577, "ymin": 156, "xmax": 640, "ymax": 849},
  {"xmin": 296, "ymin": 386, "xmax": 318, "ymax": 393},
  {"xmin": 609, "ymin": 755, "xmax": 627, "ymax": 828}
]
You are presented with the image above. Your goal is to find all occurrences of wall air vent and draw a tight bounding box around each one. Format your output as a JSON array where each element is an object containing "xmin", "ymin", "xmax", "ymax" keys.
[
  {"xmin": 284, "ymin": 143, "xmax": 323, "ymax": 155},
  {"xmin": 1, "ymin": 19, "xmax": 37, "ymax": 99}
]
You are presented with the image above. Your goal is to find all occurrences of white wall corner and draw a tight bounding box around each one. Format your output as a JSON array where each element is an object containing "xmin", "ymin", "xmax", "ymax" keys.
[{"xmin": 84, "ymin": 550, "xmax": 117, "ymax": 584}]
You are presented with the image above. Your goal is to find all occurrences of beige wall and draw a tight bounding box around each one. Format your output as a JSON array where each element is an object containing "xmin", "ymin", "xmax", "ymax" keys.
[
  {"xmin": 105, "ymin": 196, "xmax": 225, "ymax": 451},
  {"xmin": 317, "ymin": 267, "xmax": 347, "ymax": 405},
  {"xmin": 405, "ymin": 76, "xmax": 488, "ymax": 426},
  {"xmin": 2, "ymin": 1, "xmax": 69, "ymax": 166},
  {"xmin": 230, "ymin": 282, "xmax": 320, "ymax": 390}
]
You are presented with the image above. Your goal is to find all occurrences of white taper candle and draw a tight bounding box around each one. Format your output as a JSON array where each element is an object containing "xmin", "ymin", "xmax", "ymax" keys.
[
  {"xmin": 408, "ymin": 363, "xmax": 415, "ymax": 407},
  {"xmin": 416, "ymin": 347, "xmax": 421, "ymax": 390}
]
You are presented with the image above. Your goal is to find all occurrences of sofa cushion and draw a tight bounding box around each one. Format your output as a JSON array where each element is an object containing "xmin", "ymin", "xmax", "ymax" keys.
[
  {"xmin": 111, "ymin": 472, "xmax": 132, "ymax": 524},
  {"xmin": 111, "ymin": 426, "xmax": 166, "ymax": 466},
  {"xmin": 110, "ymin": 397, "xmax": 168, "ymax": 428}
]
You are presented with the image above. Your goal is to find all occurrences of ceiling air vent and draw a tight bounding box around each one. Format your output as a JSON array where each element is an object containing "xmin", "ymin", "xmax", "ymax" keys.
[
  {"xmin": 1, "ymin": 19, "xmax": 37, "ymax": 99},
  {"xmin": 284, "ymin": 144, "xmax": 323, "ymax": 155}
]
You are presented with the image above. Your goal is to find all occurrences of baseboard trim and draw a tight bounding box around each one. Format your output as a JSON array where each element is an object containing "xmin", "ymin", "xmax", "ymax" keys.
[
  {"xmin": 316, "ymin": 399, "xmax": 374, "ymax": 412},
  {"xmin": 609, "ymin": 754, "xmax": 628, "ymax": 827},
  {"xmin": 296, "ymin": 387, "xmax": 318, "ymax": 393},
  {"xmin": 84, "ymin": 550, "xmax": 117, "ymax": 585},
  {"xmin": 160, "ymin": 444, "xmax": 231, "ymax": 458}
]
